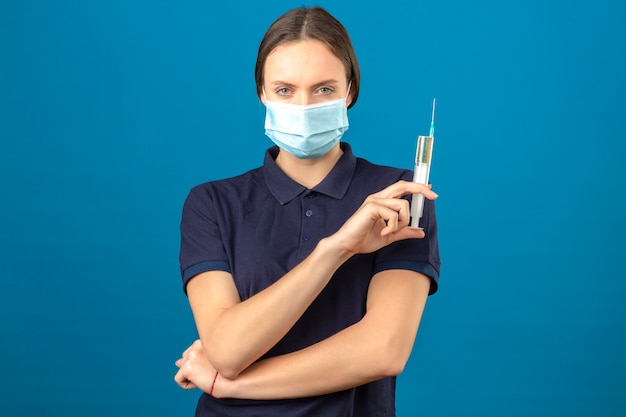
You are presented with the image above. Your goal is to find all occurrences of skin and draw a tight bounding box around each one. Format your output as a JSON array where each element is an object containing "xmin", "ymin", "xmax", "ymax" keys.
[{"xmin": 174, "ymin": 39, "xmax": 438, "ymax": 400}]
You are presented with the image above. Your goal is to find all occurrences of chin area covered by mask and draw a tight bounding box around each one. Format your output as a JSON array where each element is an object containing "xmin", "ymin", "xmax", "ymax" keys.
[{"xmin": 263, "ymin": 87, "xmax": 350, "ymax": 159}]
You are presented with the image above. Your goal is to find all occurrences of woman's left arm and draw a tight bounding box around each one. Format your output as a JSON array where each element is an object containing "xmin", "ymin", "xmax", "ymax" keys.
[{"xmin": 177, "ymin": 268, "xmax": 431, "ymax": 399}]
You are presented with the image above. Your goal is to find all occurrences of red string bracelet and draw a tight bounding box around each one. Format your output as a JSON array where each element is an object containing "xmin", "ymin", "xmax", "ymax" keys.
[{"xmin": 209, "ymin": 371, "xmax": 218, "ymax": 396}]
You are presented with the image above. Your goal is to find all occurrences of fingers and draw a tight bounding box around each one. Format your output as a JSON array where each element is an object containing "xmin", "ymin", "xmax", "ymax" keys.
[
  {"xmin": 174, "ymin": 367, "xmax": 197, "ymax": 390},
  {"xmin": 175, "ymin": 340, "xmax": 203, "ymax": 391},
  {"xmin": 175, "ymin": 356, "xmax": 193, "ymax": 389},
  {"xmin": 365, "ymin": 181, "xmax": 437, "ymax": 236},
  {"xmin": 387, "ymin": 225, "xmax": 426, "ymax": 241},
  {"xmin": 372, "ymin": 180, "xmax": 438, "ymax": 200},
  {"xmin": 374, "ymin": 201, "xmax": 426, "ymax": 240},
  {"xmin": 365, "ymin": 198, "xmax": 410, "ymax": 235}
]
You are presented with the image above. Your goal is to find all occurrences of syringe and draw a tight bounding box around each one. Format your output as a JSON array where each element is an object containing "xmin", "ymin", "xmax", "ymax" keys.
[{"xmin": 409, "ymin": 98, "xmax": 436, "ymax": 229}]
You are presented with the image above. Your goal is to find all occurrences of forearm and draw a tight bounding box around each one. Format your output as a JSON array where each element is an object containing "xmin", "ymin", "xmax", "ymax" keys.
[
  {"xmin": 215, "ymin": 270, "xmax": 430, "ymax": 400},
  {"xmin": 216, "ymin": 317, "xmax": 404, "ymax": 399},
  {"xmin": 194, "ymin": 237, "xmax": 352, "ymax": 379}
]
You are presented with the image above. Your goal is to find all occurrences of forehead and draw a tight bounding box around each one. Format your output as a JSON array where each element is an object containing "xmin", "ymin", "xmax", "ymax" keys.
[{"xmin": 264, "ymin": 39, "xmax": 347, "ymax": 84}]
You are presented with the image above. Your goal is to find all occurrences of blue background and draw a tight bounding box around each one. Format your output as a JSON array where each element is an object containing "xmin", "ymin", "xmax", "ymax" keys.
[{"xmin": 1, "ymin": 1, "xmax": 625, "ymax": 416}]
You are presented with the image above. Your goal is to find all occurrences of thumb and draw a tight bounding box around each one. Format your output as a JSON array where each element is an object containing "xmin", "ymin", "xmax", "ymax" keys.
[{"xmin": 387, "ymin": 227, "xmax": 425, "ymax": 242}]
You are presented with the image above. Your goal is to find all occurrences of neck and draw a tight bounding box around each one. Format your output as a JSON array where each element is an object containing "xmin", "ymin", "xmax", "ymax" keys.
[{"xmin": 275, "ymin": 144, "xmax": 343, "ymax": 189}]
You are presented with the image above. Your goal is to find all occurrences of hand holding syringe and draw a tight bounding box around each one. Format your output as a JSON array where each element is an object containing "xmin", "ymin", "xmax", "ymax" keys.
[{"xmin": 410, "ymin": 98, "xmax": 436, "ymax": 229}]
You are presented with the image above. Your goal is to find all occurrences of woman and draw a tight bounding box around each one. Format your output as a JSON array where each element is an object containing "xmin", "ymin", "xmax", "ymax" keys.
[{"xmin": 175, "ymin": 6, "xmax": 440, "ymax": 416}]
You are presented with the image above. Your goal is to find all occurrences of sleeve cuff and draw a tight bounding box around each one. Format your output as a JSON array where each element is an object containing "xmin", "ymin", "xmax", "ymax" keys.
[
  {"xmin": 374, "ymin": 260, "xmax": 439, "ymax": 295},
  {"xmin": 182, "ymin": 260, "xmax": 231, "ymax": 293}
]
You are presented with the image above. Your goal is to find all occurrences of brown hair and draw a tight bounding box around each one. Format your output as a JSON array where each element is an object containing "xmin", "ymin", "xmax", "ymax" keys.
[{"xmin": 255, "ymin": 7, "xmax": 360, "ymax": 109}]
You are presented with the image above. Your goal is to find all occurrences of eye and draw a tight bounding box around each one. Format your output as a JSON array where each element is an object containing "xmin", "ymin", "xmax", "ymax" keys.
[
  {"xmin": 275, "ymin": 87, "xmax": 291, "ymax": 96},
  {"xmin": 317, "ymin": 86, "xmax": 334, "ymax": 95}
]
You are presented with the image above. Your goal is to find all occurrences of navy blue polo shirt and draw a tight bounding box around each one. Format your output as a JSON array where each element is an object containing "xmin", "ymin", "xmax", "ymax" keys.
[{"xmin": 179, "ymin": 142, "xmax": 440, "ymax": 417}]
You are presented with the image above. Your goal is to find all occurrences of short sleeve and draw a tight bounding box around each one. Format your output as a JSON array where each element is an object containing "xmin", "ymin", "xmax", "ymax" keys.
[
  {"xmin": 179, "ymin": 186, "xmax": 231, "ymax": 293},
  {"xmin": 373, "ymin": 196, "xmax": 441, "ymax": 295}
]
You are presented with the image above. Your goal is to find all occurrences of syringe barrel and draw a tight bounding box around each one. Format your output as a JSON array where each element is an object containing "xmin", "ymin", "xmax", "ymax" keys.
[{"xmin": 410, "ymin": 135, "xmax": 434, "ymax": 229}]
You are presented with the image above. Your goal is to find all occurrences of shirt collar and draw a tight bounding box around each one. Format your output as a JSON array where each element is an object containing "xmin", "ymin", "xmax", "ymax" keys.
[{"xmin": 264, "ymin": 142, "xmax": 357, "ymax": 205}]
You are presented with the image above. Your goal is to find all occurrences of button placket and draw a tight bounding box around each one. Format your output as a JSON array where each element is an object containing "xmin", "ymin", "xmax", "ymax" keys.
[{"xmin": 302, "ymin": 192, "xmax": 316, "ymax": 242}]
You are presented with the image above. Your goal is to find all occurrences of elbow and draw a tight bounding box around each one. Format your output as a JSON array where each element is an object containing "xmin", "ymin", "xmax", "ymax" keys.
[
  {"xmin": 215, "ymin": 367, "xmax": 240, "ymax": 381},
  {"xmin": 211, "ymin": 362, "xmax": 243, "ymax": 381},
  {"xmin": 389, "ymin": 358, "xmax": 409, "ymax": 377},
  {"xmin": 208, "ymin": 354, "xmax": 245, "ymax": 381},
  {"xmin": 381, "ymin": 353, "xmax": 409, "ymax": 377},
  {"xmin": 204, "ymin": 348, "xmax": 245, "ymax": 381},
  {"xmin": 373, "ymin": 336, "xmax": 414, "ymax": 377}
]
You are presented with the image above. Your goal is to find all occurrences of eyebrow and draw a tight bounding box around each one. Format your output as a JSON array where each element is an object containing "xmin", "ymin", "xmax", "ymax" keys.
[{"xmin": 269, "ymin": 79, "xmax": 341, "ymax": 88}]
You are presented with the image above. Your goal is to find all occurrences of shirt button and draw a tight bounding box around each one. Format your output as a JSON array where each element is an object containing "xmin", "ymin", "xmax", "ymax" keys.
[
  {"xmin": 307, "ymin": 192, "xmax": 317, "ymax": 198},
  {"xmin": 303, "ymin": 233, "xmax": 311, "ymax": 241},
  {"xmin": 305, "ymin": 209, "xmax": 313, "ymax": 217}
]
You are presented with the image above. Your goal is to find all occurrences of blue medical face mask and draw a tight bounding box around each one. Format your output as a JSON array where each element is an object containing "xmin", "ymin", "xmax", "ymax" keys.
[{"xmin": 263, "ymin": 85, "xmax": 350, "ymax": 159}]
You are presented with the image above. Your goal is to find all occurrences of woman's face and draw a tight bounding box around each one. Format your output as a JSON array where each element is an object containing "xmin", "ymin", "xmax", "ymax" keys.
[{"xmin": 262, "ymin": 39, "xmax": 352, "ymax": 107}]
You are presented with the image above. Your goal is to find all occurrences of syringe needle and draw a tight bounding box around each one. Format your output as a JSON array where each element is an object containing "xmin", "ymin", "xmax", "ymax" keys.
[{"xmin": 429, "ymin": 98, "xmax": 436, "ymax": 137}]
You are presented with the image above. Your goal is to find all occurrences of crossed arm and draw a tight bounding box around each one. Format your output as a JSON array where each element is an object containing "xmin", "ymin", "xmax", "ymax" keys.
[{"xmin": 174, "ymin": 181, "xmax": 437, "ymax": 399}]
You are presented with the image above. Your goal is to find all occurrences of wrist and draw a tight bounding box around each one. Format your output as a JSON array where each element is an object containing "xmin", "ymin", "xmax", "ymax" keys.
[
  {"xmin": 212, "ymin": 372, "xmax": 239, "ymax": 399},
  {"xmin": 317, "ymin": 235, "xmax": 354, "ymax": 265},
  {"xmin": 209, "ymin": 371, "xmax": 219, "ymax": 396}
]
